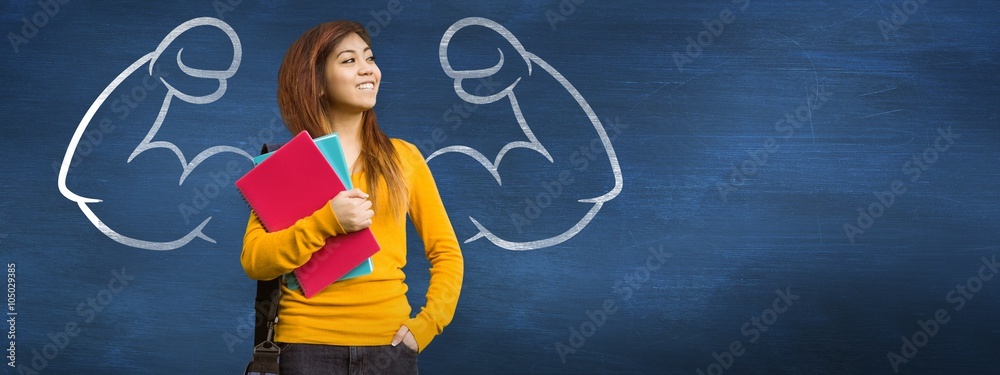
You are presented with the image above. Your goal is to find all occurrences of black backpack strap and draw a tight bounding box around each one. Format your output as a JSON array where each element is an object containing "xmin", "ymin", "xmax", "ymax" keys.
[
  {"xmin": 252, "ymin": 142, "xmax": 286, "ymax": 345},
  {"xmin": 245, "ymin": 142, "xmax": 286, "ymax": 375},
  {"xmin": 261, "ymin": 143, "xmax": 283, "ymax": 155},
  {"xmin": 245, "ymin": 278, "xmax": 281, "ymax": 375},
  {"xmin": 245, "ymin": 337, "xmax": 280, "ymax": 375},
  {"xmin": 252, "ymin": 278, "xmax": 282, "ymax": 347}
]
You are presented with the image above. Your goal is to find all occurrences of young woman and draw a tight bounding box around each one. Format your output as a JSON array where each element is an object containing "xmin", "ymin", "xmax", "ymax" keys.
[{"xmin": 241, "ymin": 21, "xmax": 464, "ymax": 374}]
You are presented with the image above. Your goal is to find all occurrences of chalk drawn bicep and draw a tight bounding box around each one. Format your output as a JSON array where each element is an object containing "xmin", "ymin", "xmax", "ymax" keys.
[
  {"xmin": 58, "ymin": 17, "xmax": 247, "ymax": 251},
  {"xmin": 430, "ymin": 17, "xmax": 624, "ymax": 251}
]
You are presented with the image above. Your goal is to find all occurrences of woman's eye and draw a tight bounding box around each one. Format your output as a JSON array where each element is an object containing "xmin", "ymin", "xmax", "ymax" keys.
[
  {"xmin": 342, "ymin": 58, "xmax": 355, "ymax": 64},
  {"xmin": 367, "ymin": 56, "xmax": 376, "ymax": 62}
]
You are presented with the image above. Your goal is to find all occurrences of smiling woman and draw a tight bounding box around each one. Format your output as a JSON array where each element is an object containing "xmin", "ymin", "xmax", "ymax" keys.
[
  {"xmin": 241, "ymin": 20, "xmax": 464, "ymax": 375},
  {"xmin": 322, "ymin": 34, "xmax": 380, "ymax": 113}
]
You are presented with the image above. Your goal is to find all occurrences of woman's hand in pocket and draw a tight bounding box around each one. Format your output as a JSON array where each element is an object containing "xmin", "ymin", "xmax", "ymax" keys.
[{"xmin": 391, "ymin": 325, "xmax": 418, "ymax": 352}]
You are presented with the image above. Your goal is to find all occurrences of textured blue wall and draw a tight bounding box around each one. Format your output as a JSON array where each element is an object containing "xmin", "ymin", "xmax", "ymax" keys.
[{"xmin": 2, "ymin": 1, "xmax": 998, "ymax": 374}]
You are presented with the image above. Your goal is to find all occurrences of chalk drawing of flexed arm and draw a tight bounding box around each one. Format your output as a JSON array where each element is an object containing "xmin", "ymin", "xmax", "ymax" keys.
[
  {"xmin": 430, "ymin": 17, "xmax": 623, "ymax": 251},
  {"xmin": 57, "ymin": 17, "xmax": 247, "ymax": 251}
]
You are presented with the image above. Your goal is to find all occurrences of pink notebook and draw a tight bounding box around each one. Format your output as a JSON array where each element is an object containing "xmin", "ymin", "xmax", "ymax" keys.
[{"xmin": 235, "ymin": 130, "xmax": 380, "ymax": 298}]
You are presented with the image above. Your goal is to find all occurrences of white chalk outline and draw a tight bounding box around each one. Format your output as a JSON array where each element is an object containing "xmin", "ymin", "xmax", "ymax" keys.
[
  {"xmin": 57, "ymin": 17, "xmax": 248, "ymax": 251},
  {"xmin": 431, "ymin": 17, "xmax": 623, "ymax": 251}
]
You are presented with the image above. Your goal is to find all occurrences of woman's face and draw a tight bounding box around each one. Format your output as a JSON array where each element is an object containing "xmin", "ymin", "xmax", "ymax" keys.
[{"xmin": 323, "ymin": 32, "xmax": 381, "ymax": 114}]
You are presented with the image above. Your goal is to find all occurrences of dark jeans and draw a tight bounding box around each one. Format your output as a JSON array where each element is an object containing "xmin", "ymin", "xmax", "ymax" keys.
[{"xmin": 277, "ymin": 343, "xmax": 418, "ymax": 375}]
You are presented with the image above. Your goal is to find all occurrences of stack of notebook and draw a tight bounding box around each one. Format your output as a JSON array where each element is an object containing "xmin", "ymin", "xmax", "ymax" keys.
[{"xmin": 237, "ymin": 130, "xmax": 379, "ymax": 298}]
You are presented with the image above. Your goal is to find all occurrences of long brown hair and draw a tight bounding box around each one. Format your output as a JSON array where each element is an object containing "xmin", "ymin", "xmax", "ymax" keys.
[{"xmin": 277, "ymin": 21, "xmax": 406, "ymax": 218}]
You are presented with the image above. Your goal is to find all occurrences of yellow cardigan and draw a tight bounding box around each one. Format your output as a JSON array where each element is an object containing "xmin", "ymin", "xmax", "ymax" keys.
[{"xmin": 240, "ymin": 139, "xmax": 463, "ymax": 353}]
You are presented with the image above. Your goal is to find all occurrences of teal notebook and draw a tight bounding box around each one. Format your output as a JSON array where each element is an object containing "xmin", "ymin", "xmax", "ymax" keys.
[
  {"xmin": 253, "ymin": 132, "xmax": 374, "ymax": 284},
  {"xmin": 254, "ymin": 133, "xmax": 353, "ymax": 188}
]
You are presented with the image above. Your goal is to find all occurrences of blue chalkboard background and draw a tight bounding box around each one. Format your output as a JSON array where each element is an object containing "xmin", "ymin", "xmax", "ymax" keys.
[{"xmin": 2, "ymin": 1, "xmax": 998, "ymax": 374}]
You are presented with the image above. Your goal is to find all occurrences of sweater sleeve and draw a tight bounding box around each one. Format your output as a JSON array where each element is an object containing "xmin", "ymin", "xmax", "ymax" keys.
[
  {"xmin": 399, "ymin": 142, "xmax": 465, "ymax": 353},
  {"xmin": 241, "ymin": 200, "xmax": 348, "ymax": 281}
]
